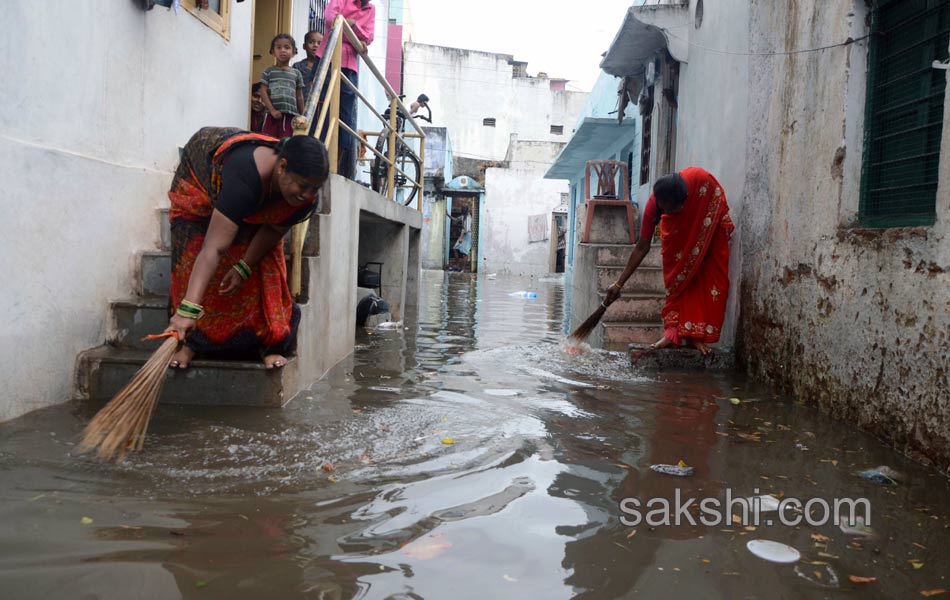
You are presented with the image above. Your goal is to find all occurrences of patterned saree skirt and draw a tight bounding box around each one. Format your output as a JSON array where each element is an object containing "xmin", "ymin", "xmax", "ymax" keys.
[{"xmin": 167, "ymin": 127, "xmax": 300, "ymax": 358}]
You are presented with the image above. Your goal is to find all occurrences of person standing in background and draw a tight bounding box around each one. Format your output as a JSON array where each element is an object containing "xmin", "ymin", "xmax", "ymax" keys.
[{"xmin": 316, "ymin": 0, "xmax": 375, "ymax": 179}]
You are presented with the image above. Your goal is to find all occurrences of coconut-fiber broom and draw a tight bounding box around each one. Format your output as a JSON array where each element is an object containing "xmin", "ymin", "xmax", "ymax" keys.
[
  {"xmin": 568, "ymin": 301, "xmax": 610, "ymax": 343},
  {"xmin": 78, "ymin": 332, "xmax": 179, "ymax": 461}
]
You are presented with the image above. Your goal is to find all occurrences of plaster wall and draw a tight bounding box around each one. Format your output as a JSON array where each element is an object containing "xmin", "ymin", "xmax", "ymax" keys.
[
  {"xmin": 0, "ymin": 1, "xmax": 254, "ymax": 421},
  {"xmin": 402, "ymin": 43, "xmax": 587, "ymax": 161},
  {"xmin": 739, "ymin": 1, "xmax": 950, "ymax": 471},
  {"xmin": 484, "ymin": 142, "xmax": 569, "ymax": 275}
]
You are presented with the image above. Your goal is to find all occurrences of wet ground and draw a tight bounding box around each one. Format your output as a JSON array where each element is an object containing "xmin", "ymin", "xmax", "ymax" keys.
[{"xmin": 0, "ymin": 271, "xmax": 948, "ymax": 599}]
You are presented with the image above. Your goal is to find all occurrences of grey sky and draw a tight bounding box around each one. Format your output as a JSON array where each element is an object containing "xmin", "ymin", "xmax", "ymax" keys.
[{"xmin": 402, "ymin": 1, "xmax": 632, "ymax": 92}]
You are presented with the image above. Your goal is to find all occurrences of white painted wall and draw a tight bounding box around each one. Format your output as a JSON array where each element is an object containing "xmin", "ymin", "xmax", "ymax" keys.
[
  {"xmin": 483, "ymin": 141, "xmax": 568, "ymax": 276},
  {"xmin": 669, "ymin": 0, "xmax": 750, "ymax": 348},
  {"xmin": 402, "ymin": 43, "xmax": 587, "ymax": 162},
  {"xmin": 0, "ymin": 0, "xmax": 254, "ymax": 421}
]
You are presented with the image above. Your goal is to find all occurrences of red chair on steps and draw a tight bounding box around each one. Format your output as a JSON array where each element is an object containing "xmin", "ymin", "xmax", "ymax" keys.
[{"xmin": 580, "ymin": 160, "xmax": 636, "ymax": 244}]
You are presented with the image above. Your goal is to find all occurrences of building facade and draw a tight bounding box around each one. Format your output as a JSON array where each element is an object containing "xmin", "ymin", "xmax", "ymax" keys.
[
  {"xmin": 601, "ymin": 0, "xmax": 950, "ymax": 470},
  {"xmin": 402, "ymin": 43, "xmax": 587, "ymax": 163},
  {"xmin": 0, "ymin": 0, "xmax": 406, "ymax": 422}
]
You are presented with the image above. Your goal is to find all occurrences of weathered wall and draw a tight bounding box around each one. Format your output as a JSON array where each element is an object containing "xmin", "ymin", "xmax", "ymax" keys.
[
  {"xmin": 0, "ymin": 1, "xmax": 254, "ymax": 422},
  {"xmin": 739, "ymin": 1, "xmax": 950, "ymax": 471},
  {"xmin": 402, "ymin": 43, "xmax": 587, "ymax": 161},
  {"xmin": 483, "ymin": 141, "xmax": 568, "ymax": 276}
]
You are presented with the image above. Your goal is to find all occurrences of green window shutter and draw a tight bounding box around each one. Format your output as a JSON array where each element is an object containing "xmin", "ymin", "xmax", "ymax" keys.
[{"xmin": 860, "ymin": 0, "xmax": 950, "ymax": 227}]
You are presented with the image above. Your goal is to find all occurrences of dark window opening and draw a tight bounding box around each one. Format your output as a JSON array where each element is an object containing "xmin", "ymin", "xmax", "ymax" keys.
[
  {"xmin": 483, "ymin": 118, "xmax": 497, "ymax": 127},
  {"xmin": 551, "ymin": 125, "xmax": 564, "ymax": 135}
]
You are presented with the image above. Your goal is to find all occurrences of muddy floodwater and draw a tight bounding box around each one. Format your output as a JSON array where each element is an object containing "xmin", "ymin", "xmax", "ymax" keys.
[{"xmin": 0, "ymin": 271, "xmax": 948, "ymax": 599}]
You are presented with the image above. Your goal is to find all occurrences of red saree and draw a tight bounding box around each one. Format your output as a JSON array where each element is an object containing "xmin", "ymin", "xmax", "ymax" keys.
[
  {"xmin": 168, "ymin": 127, "xmax": 307, "ymax": 355},
  {"xmin": 657, "ymin": 167, "xmax": 734, "ymax": 344}
]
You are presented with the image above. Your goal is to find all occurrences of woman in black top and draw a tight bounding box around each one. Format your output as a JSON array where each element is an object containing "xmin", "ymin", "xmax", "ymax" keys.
[{"xmin": 164, "ymin": 127, "xmax": 329, "ymax": 369}]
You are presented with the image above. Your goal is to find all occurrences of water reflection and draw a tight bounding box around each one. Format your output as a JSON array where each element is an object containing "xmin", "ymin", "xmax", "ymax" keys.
[{"xmin": 0, "ymin": 271, "xmax": 947, "ymax": 599}]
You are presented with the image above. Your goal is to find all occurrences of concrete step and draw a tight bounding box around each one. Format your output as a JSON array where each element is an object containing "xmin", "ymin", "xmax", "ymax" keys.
[
  {"xmin": 596, "ymin": 266, "xmax": 665, "ymax": 294},
  {"xmin": 592, "ymin": 243, "xmax": 663, "ymax": 269},
  {"xmin": 628, "ymin": 343, "xmax": 736, "ymax": 371},
  {"xmin": 158, "ymin": 207, "xmax": 170, "ymax": 250},
  {"xmin": 77, "ymin": 345, "xmax": 294, "ymax": 407},
  {"xmin": 141, "ymin": 251, "xmax": 171, "ymax": 297},
  {"xmin": 599, "ymin": 292, "xmax": 665, "ymax": 322},
  {"xmin": 110, "ymin": 297, "xmax": 169, "ymax": 350},
  {"xmin": 601, "ymin": 321, "xmax": 665, "ymax": 351}
]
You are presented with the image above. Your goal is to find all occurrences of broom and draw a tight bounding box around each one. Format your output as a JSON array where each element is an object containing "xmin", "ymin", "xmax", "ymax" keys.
[
  {"xmin": 568, "ymin": 301, "xmax": 610, "ymax": 343},
  {"xmin": 78, "ymin": 332, "xmax": 180, "ymax": 461}
]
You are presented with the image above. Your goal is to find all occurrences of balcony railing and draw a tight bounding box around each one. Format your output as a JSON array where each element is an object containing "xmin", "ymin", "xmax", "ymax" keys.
[{"xmin": 288, "ymin": 14, "xmax": 426, "ymax": 297}]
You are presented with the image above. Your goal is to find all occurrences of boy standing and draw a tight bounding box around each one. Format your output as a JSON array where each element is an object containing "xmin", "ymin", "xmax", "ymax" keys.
[{"xmin": 293, "ymin": 30, "xmax": 323, "ymax": 106}]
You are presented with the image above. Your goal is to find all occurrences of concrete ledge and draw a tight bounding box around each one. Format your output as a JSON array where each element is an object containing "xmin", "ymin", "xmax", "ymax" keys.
[
  {"xmin": 597, "ymin": 265, "xmax": 665, "ymax": 294},
  {"xmin": 110, "ymin": 296, "xmax": 168, "ymax": 350},
  {"xmin": 628, "ymin": 343, "xmax": 736, "ymax": 371},
  {"xmin": 593, "ymin": 243, "xmax": 663, "ymax": 268},
  {"xmin": 141, "ymin": 251, "xmax": 171, "ymax": 297},
  {"xmin": 77, "ymin": 346, "xmax": 294, "ymax": 407},
  {"xmin": 158, "ymin": 208, "xmax": 170, "ymax": 250}
]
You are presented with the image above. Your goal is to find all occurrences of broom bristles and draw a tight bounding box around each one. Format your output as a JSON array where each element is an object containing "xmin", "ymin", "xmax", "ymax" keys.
[
  {"xmin": 79, "ymin": 336, "xmax": 179, "ymax": 461},
  {"xmin": 568, "ymin": 303, "xmax": 608, "ymax": 342}
]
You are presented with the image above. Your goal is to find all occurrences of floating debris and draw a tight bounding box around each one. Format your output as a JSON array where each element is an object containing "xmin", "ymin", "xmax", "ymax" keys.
[
  {"xmin": 856, "ymin": 466, "xmax": 901, "ymax": 485},
  {"xmin": 838, "ymin": 516, "xmax": 873, "ymax": 536},
  {"xmin": 651, "ymin": 463, "xmax": 695, "ymax": 477},
  {"xmin": 747, "ymin": 539, "xmax": 801, "ymax": 563}
]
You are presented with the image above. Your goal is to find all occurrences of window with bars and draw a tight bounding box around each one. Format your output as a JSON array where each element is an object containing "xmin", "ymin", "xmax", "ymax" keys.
[
  {"xmin": 309, "ymin": 0, "xmax": 330, "ymax": 34},
  {"xmin": 860, "ymin": 0, "xmax": 949, "ymax": 227}
]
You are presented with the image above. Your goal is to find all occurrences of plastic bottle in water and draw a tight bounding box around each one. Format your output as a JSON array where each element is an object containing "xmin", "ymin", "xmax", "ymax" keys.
[{"xmin": 509, "ymin": 291, "xmax": 538, "ymax": 299}]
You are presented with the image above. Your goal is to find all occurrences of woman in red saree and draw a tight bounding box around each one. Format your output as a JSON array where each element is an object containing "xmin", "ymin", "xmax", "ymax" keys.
[
  {"xmin": 604, "ymin": 167, "xmax": 734, "ymax": 355},
  {"xmin": 164, "ymin": 127, "xmax": 329, "ymax": 369}
]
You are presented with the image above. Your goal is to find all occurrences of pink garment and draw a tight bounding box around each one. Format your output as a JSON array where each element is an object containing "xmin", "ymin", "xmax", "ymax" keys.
[{"xmin": 318, "ymin": 0, "xmax": 376, "ymax": 72}]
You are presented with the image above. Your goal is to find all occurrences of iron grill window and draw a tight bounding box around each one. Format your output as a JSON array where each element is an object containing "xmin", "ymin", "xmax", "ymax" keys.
[
  {"xmin": 483, "ymin": 118, "xmax": 496, "ymax": 127},
  {"xmin": 309, "ymin": 0, "xmax": 329, "ymax": 33},
  {"xmin": 551, "ymin": 125, "xmax": 564, "ymax": 135},
  {"xmin": 861, "ymin": 0, "xmax": 950, "ymax": 227}
]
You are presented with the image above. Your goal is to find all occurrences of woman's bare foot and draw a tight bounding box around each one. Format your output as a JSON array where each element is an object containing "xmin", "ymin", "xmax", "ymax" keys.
[
  {"xmin": 690, "ymin": 340, "xmax": 712, "ymax": 356},
  {"xmin": 169, "ymin": 346, "xmax": 196, "ymax": 369},
  {"xmin": 263, "ymin": 354, "xmax": 288, "ymax": 369},
  {"xmin": 650, "ymin": 336, "xmax": 675, "ymax": 350}
]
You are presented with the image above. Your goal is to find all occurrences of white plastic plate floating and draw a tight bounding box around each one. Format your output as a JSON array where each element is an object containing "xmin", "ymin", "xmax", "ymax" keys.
[{"xmin": 746, "ymin": 539, "xmax": 801, "ymax": 564}]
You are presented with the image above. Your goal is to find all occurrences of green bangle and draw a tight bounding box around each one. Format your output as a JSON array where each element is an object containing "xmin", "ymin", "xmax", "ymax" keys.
[
  {"xmin": 177, "ymin": 300, "xmax": 204, "ymax": 320},
  {"xmin": 233, "ymin": 259, "xmax": 252, "ymax": 280},
  {"xmin": 176, "ymin": 306, "xmax": 203, "ymax": 320}
]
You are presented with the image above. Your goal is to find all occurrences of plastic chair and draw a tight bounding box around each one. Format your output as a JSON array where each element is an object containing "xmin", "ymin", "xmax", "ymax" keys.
[{"xmin": 581, "ymin": 160, "xmax": 636, "ymax": 244}]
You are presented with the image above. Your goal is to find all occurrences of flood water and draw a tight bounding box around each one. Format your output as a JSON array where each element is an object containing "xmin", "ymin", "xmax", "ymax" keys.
[{"xmin": 0, "ymin": 271, "xmax": 948, "ymax": 599}]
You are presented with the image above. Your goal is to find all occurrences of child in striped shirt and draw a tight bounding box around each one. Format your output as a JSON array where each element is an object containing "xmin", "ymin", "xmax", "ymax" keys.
[{"xmin": 259, "ymin": 34, "xmax": 305, "ymax": 139}]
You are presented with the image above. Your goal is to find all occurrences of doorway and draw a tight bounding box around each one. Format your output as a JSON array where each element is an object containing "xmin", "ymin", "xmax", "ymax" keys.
[
  {"xmin": 548, "ymin": 212, "xmax": 567, "ymax": 273},
  {"xmin": 251, "ymin": 0, "xmax": 293, "ymax": 91},
  {"xmin": 446, "ymin": 195, "xmax": 480, "ymax": 273}
]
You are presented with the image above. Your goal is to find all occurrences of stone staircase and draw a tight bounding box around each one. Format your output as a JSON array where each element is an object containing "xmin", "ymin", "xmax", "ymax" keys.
[
  {"xmin": 594, "ymin": 243, "xmax": 665, "ymax": 350},
  {"xmin": 75, "ymin": 207, "xmax": 300, "ymax": 408},
  {"xmin": 572, "ymin": 242, "xmax": 665, "ymax": 352},
  {"xmin": 74, "ymin": 175, "xmax": 422, "ymax": 409}
]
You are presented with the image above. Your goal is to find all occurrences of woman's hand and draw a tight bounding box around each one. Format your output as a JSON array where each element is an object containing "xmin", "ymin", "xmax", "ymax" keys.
[
  {"xmin": 219, "ymin": 268, "xmax": 245, "ymax": 296},
  {"xmin": 604, "ymin": 281, "xmax": 624, "ymax": 306},
  {"xmin": 165, "ymin": 314, "xmax": 197, "ymax": 342},
  {"xmin": 269, "ymin": 108, "xmax": 283, "ymax": 119}
]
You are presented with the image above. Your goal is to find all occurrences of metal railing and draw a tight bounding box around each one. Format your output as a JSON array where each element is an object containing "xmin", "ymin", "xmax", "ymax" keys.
[{"xmin": 288, "ymin": 14, "xmax": 426, "ymax": 297}]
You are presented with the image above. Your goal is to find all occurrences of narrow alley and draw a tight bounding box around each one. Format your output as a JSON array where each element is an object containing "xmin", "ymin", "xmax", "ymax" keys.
[{"xmin": 0, "ymin": 272, "xmax": 947, "ymax": 599}]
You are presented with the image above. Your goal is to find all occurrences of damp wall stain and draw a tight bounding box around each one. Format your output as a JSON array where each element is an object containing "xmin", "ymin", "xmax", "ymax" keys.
[{"xmin": 738, "ymin": 1, "xmax": 950, "ymax": 473}]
